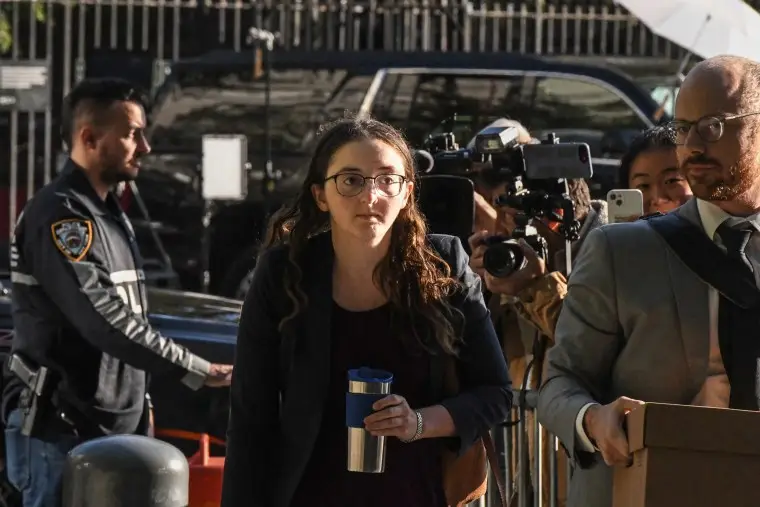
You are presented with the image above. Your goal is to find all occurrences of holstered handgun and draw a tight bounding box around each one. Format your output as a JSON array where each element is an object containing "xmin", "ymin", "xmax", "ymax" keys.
[{"xmin": 8, "ymin": 353, "xmax": 58, "ymax": 437}]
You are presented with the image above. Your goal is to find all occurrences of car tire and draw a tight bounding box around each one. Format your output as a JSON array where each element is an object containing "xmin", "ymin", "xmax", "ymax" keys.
[{"xmin": 218, "ymin": 247, "xmax": 258, "ymax": 300}]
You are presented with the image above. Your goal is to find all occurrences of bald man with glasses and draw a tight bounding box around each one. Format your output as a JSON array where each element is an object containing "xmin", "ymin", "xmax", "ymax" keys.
[{"xmin": 537, "ymin": 55, "xmax": 760, "ymax": 507}]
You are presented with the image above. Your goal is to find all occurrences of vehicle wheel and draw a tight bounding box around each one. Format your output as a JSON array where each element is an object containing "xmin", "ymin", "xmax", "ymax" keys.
[{"xmin": 218, "ymin": 247, "xmax": 258, "ymax": 300}]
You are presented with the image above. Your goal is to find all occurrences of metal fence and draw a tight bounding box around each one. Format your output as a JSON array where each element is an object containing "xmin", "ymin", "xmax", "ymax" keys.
[
  {"xmin": 480, "ymin": 387, "xmax": 568, "ymax": 507},
  {"xmin": 2, "ymin": 0, "xmax": 703, "ymax": 101},
  {"xmin": 10, "ymin": 0, "xmax": 753, "ymax": 59}
]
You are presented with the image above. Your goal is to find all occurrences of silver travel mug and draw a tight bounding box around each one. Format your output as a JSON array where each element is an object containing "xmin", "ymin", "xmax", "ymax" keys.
[{"xmin": 345, "ymin": 367, "xmax": 393, "ymax": 473}]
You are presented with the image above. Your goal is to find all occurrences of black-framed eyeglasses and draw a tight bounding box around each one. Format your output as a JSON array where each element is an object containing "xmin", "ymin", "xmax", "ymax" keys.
[
  {"xmin": 325, "ymin": 173, "xmax": 407, "ymax": 198},
  {"xmin": 664, "ymin": 112, "xmax": 760, "ymax": 145}
]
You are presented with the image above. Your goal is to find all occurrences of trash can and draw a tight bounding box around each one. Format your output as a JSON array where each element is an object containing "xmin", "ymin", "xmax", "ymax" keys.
[{"xmin": 63, "ymin": 434, "xmax": 189, "ymax": 507}]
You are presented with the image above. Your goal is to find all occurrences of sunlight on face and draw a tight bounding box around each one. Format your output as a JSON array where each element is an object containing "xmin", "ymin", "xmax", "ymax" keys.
[
  {"xmin": 674, "ymin": 70, "xmax": 760, "ymax": 203},
  {"xmin": 628, "ymin": 147, "xmax": 692, "ymax": 214},
  {"xmin": 311, "ymin": 138, "xmax": 413, "ymax": 247}
]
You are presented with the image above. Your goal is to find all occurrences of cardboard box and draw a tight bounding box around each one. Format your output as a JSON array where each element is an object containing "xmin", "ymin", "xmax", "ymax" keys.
[{"xmin": 613, "ymin": 403, "xmax": 760, "ymax": 507}]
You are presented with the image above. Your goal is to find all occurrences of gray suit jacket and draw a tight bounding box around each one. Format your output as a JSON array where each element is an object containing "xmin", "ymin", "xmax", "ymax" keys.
[{"xmin": 537, "ymin": 198, "xmax": 712, "ymax": 507}]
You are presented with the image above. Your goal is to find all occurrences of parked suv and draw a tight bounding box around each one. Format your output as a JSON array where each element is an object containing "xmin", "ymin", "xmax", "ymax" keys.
[{"xmin": 130, "ymin": 50, "xmax": 661, "ymax": 299}]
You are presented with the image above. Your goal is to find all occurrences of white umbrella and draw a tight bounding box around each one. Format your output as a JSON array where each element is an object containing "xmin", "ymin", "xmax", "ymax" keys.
[{"xmin": 615, "ymin": 0, "xmax": 760, "ymax": 62}]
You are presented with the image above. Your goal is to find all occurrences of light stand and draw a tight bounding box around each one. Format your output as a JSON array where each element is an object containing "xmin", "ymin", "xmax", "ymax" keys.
[
  {"xmin": 248, "ymin": 27, "xmax": 281, "ymax": 194},
  {"xmin": 200, "ymin": 135, "xmax": 249, "ymax": 294}
]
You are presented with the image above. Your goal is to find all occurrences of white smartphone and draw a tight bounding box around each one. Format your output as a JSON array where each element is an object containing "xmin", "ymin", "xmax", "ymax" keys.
[{"xmin": 607, "ymin": 189, "xmax": 644, "ymax": 224}]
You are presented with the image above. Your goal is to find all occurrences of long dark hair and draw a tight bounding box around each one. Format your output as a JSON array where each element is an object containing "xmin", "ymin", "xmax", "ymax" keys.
[{"xmin": 263, "ymin": 116, "xmax": 463, "ymax": 355}]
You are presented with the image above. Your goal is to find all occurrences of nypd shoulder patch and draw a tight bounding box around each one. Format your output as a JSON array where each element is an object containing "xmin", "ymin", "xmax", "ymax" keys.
[{"xmin": 51, "ymin": 219, "xmax": 93, "ymax": 262}]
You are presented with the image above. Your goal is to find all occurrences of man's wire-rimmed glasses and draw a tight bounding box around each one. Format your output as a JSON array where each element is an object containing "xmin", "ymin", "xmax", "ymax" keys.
[
  {"xmin": 664, "ymin": 112, "xmax": 760, "ymax": 145},
  {"xmin": 325, "ymin": 173, "xmax": 407, "ymax": 198}
]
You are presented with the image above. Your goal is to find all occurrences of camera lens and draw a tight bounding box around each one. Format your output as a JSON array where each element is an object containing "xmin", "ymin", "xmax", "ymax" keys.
[
  {"xmin": 483, "ymin": 240, "xmax": 527, "ymax": 278},
  {"xmin": 616, "ymin": 199, "xmax": 623, "ymax": 206}
]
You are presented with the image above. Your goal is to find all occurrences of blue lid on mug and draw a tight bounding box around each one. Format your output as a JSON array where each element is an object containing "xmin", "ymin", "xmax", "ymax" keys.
[{"xmin": 348, "ymin": 367, "xmax": 393, "ymax": 383}]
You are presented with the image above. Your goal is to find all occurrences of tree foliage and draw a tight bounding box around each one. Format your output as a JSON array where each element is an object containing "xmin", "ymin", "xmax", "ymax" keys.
[{"xmin": 0, "ymin": 2, "xmax": 47, "ymax": 55}]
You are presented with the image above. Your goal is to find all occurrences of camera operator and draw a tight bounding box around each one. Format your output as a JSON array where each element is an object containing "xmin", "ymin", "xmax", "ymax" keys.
[
  {"xmin": 479, "ymin": 177, "xmax": 604, "ymax": 341},
  {"xmin": 481, "ymin": 125, "xmax": 689, "ymax": 343},
  {"xmin": 466, "ymin": 129, "xmax": 604, "ymax": 507},
  {"xmin": 470, "ymin": 120, "xmax": 534, "ymax": 235},
  {"xmin": 463, "ymin": 121, "xmax": 539, "ymax": 373}
]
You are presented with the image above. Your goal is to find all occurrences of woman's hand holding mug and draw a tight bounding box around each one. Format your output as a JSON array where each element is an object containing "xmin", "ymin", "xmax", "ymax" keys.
[{"xmin": 364, "ymin": 394, "xmax": 419, "ymax": 441}]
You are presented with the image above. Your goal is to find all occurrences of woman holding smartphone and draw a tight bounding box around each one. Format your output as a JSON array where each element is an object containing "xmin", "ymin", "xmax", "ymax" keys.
[{"xmin": 221, "ymin": 117, "xmax": 512, "ymax": 507}]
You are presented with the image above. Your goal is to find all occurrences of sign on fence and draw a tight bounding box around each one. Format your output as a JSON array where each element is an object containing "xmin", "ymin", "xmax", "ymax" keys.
[{"xmin": 0, "ymin": 60, "xmax": 51, "ymax": 112}]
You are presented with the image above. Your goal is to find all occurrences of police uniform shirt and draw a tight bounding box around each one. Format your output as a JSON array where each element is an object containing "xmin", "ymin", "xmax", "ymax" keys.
[{"xmin": 5, "ymin": 160, "xmax": 211, "ymax": 435}]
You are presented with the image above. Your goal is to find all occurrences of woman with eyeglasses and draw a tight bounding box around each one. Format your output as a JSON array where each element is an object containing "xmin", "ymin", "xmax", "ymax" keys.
[{"xmin": 220, "ymin": 117, "xmax": 512, "ymax": 507}]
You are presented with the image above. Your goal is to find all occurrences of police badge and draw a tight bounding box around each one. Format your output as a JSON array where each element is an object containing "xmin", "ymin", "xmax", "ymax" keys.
[{"xmin": 51, "ymin": 219, "xmax": 93, "ymax": 261}]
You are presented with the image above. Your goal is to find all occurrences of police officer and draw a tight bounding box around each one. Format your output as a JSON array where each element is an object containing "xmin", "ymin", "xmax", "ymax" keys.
[{"xmin": 2, "ymin": 77, "xmax": 234, "ymax": 507}]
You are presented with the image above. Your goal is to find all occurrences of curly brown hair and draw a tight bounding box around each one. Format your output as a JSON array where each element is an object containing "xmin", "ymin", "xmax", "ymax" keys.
[{"xmin": 263, "ymin": 116, "xmax": 464, "ymax": 355}]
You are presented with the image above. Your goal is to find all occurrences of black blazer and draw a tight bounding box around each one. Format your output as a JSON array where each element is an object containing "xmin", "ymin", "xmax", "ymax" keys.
[{"xmin": 220, "ymin": 232, "xmax": 512, "ymax": 507}]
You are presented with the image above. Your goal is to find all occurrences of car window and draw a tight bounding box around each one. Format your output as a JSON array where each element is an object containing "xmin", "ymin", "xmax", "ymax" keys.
[
  {"xmin": 371, "ymin": 73, "xmax": 530, "ymax": 147},
  {"xmin": 148, "ymin": 69, "xmax": 372, "ymax": 159},
  {"xmin": 650, "ymin": 85, "xmax": 679, "ymax": 119},
  {"xmin": 529, "ymin": 76, "xmax": 648, "ymax": 133}
]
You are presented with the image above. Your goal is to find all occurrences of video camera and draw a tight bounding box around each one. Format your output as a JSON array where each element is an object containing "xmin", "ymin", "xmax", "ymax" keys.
[
  {"xmin": 416, "ymin": 119, "xmax": 593, "ymax": 278},
  {"xmin": 481, "ymin": 136, "xmax": 587, "ymax": 278},
  {"xmin": 422, "ymin": 122, "xmax": 524, "ymax": 180}
]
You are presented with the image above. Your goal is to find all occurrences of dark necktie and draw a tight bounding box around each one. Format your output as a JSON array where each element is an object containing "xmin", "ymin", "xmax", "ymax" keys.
[
  {"xmin": 716, "ymin": 220, "xmax": 759, "ymax": 410},
  {"xmin": 716, "ymin": 221, "xmax": 754, "ymax": 273}
]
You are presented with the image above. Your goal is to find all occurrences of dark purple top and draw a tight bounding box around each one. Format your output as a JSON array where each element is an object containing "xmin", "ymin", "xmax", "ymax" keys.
[{"xmin": 289, "ymin": 302, "xmax": 446, "ymax": 507}]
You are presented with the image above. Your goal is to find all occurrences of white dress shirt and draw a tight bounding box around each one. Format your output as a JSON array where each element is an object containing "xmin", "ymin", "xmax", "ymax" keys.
[{"xmin": 573, "ymin": 199, "xmax": 760, "ymax": 452}]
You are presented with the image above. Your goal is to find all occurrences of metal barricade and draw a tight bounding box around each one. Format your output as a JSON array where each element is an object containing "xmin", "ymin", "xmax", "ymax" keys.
[{"xmin": 482, "ymin": 387, "xmax": 571, "ymax": 507}]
